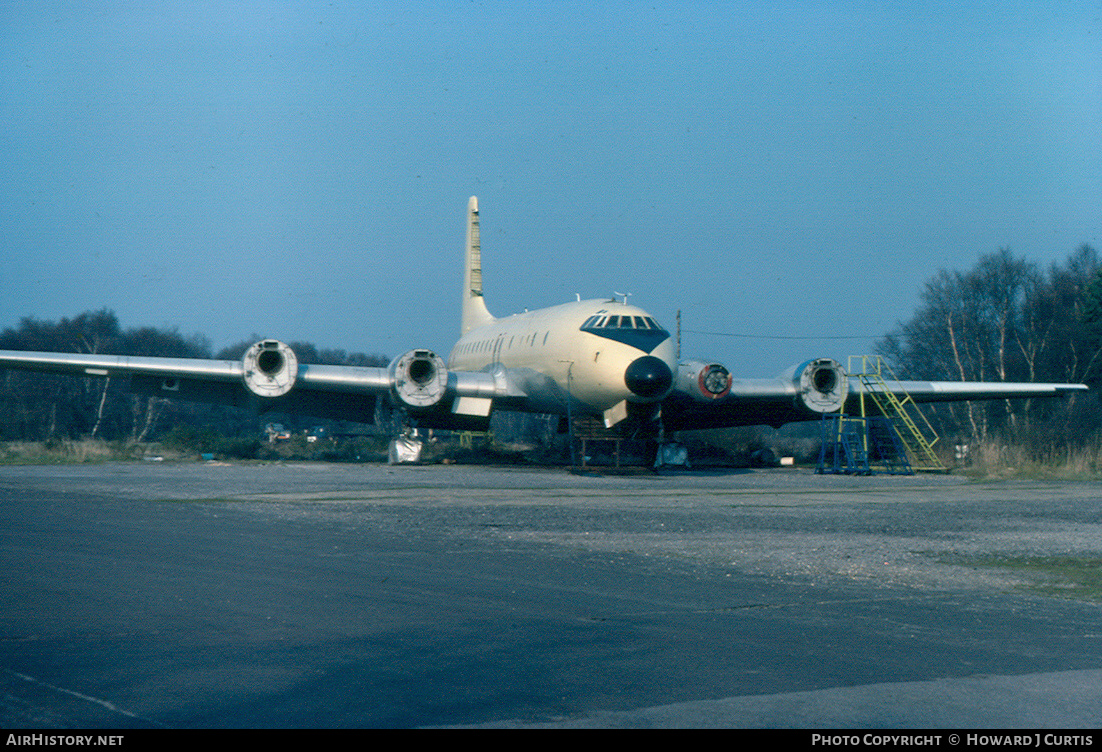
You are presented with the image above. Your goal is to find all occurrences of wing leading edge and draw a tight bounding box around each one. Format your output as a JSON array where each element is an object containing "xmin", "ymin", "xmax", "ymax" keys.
[{"xmin": 859, "ymin": 379, "xmax": 1088, "ymax": 403}]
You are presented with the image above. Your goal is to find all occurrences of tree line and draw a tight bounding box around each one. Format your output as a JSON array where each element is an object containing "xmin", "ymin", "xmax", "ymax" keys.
[
  {"xmin": 0, "ymin": 309, "xmax": 387, "ymax": 442},
  {"xmin": 875, "ymin": 243, "xmax": 1102, "ymax": 448}
]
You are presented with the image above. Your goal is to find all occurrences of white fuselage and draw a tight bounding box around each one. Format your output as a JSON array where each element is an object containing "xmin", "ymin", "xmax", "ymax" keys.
[{"xmin": 447, "ymin": 299, "xmax": 677, "ymax": 416}]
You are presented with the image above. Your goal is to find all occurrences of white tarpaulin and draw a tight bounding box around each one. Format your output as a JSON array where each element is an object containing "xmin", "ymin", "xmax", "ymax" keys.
[{"xmin": 388, "ymin": 436, "xmax": 423, "ymax": 464}]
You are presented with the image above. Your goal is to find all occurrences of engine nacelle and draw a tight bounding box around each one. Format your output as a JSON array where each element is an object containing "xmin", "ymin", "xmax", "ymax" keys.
[
  {"xmin": 242, "ymin": 339, "xmax": 298, "ymax": 398},
  {"xmin": 389, "ymin": 349, "xmax": 448, "ymax": 409},
  {"xmin": 676, "ymin": 360, "xmax": 732, "ymax": 402},
  {"xmin": 790, "ymin": 357, "xmax": 847, "ymax": 413}
]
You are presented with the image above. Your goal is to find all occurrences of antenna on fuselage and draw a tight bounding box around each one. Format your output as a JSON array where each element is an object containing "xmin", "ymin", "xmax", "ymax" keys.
[{"xmin": 614, "ymin": 291, "xmax": 632, "ymax": 305}]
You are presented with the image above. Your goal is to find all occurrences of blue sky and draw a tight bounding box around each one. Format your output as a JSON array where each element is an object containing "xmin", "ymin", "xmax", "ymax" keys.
[{"xmin": 2, "ymin": 1, "xmax": 1099, "ymax": 376}]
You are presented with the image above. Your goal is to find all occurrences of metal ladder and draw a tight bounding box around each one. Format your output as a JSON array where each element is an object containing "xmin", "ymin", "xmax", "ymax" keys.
[
  {"xmin": 817, "ymin": 414, "xmax": 872, "ymax": 475},
  {"xmin": 847, "ymin": 355, "xmax": 946, "ymax": 473}
]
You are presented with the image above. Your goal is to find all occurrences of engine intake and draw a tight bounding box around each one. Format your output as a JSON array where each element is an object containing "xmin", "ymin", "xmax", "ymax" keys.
[
  {"xmin": 389, "ymin": 349, "xmax": 448, "ymax": 409},
  {"xmin": 791, "ymin": 358, "xmax": 847, "ymax": 413},
  {"xmin": 242, "ymin": 340, "xmax": 298, "ymax": 398},
  {"xmin": 676, "ymin": 360, "xmax": 732, "ymax": 402}
]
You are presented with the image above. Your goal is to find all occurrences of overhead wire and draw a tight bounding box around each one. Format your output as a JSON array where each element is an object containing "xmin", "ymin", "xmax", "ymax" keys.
[{"xmin": 683, "ymin": 329, "xmax": 885, "ymax": 341}]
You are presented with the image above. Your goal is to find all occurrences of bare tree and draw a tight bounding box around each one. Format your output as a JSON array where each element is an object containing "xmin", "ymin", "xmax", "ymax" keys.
[{"xmin": 876, "ymin": 245, "xmax": 1101, "ymax": 444}]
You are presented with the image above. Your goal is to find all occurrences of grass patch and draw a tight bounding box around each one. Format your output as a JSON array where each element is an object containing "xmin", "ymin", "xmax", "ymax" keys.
[
  {"xmin": 951, "ymin": 554, "xmax": 1102, "ymax": 601},
  {"xmin": 0, "ymin": 439, "xmax": 169, "ymax": 464},
  {"xmin": 958, "ymin": 442, "xmax": 1102, "ymax": 481}
]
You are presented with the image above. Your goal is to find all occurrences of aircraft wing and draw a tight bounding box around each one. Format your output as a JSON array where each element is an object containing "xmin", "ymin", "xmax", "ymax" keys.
[
  {"xmin": 662, "ymin": 357, "xmax": 1088, "ymax": 431},
  {"xmin": 0, "ymin": 350, "xmax": 247, "ymax": 382},
  {"xmin": 858, "ymin": 378, "xmax": 1088, "ymax": 404},
  {"xmin": 0, "ymin": 341, "xmax": 507, "ymax": 428}
]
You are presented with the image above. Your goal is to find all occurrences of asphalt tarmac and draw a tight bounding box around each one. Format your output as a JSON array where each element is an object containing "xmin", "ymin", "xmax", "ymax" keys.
[{"xmin": 1, "ymin": 461, "xmax": 1101, "ymax": 728}]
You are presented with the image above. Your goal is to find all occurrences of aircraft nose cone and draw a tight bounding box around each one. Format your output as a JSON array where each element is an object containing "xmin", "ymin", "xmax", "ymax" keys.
[{"xmin": 624, "ymin": 356, "xmax": 673, "ymax": 400}]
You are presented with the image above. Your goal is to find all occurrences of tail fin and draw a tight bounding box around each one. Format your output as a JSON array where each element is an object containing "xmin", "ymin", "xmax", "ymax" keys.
[{"xmin": 461, "ymin": 196, "xmax": 495, "ymax": 335}]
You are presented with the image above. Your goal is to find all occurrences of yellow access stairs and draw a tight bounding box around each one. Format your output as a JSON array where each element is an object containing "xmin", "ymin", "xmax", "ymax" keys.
[{"xmin": 845, "ymin": 355, "xmax": 946, "ymax": 473}]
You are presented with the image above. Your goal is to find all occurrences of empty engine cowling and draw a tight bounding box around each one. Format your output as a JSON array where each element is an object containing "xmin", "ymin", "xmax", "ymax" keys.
[
  {"xmin": 389, "ymin": 349, "xmax": 448, "ymax": 409},
  {"xmin": 791, "ymin": 358, "xmax": 847, "ymax": 413},
  {"xmin": 242, "ymin": 340, "xmax": 298, "ymax": 398},
  {"xmin": 676, "ymin": 360, "xmax": 732, "ymax": 401}
]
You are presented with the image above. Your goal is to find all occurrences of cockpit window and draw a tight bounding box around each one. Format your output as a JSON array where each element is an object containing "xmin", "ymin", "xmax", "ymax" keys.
[
  {"xmin": 579, "ymin": 311, "xmax": 671, "ymax": 352},
  {"xmin": 579, "ymin": 314, "xmax": 669, "ymax": 333}
]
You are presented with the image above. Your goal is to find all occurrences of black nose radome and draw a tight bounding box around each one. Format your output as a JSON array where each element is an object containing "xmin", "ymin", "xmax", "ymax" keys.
[{"xmin": 624, "ymin": 356, "xmax": 673, "ymax": 399}]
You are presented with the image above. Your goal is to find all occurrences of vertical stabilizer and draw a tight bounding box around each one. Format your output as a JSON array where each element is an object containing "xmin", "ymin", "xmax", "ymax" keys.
[{"xmin": 461, "ymin": 196, "xmax": 495, "ymax": 335}]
